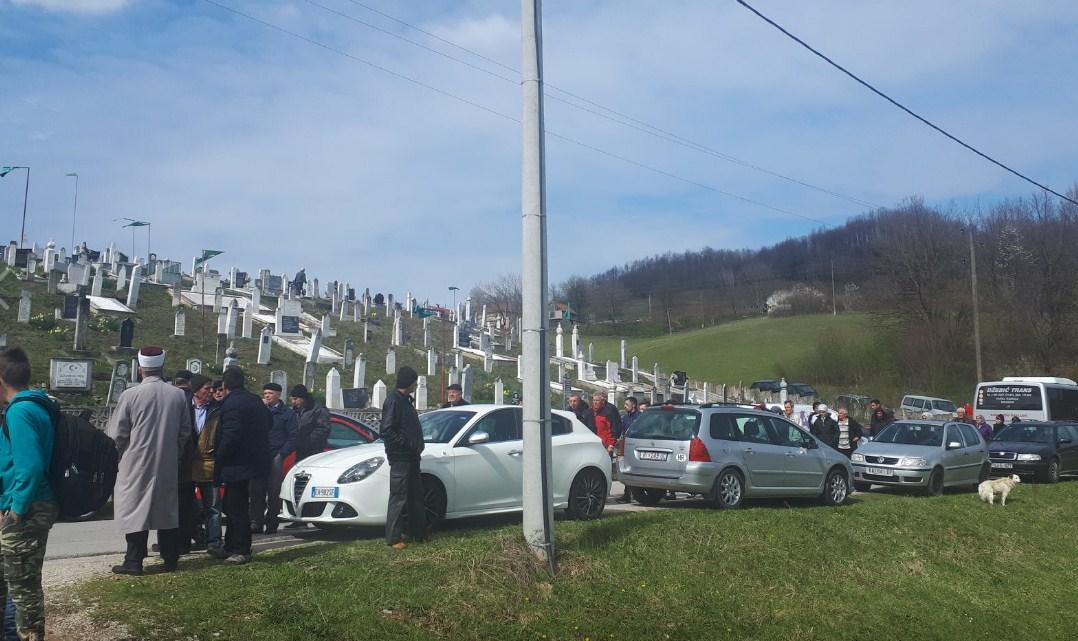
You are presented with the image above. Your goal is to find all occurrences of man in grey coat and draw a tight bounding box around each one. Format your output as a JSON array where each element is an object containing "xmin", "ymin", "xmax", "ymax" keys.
[{"xmin": 106, "ymin": 346, "xmax": 192, "ymax": 575}]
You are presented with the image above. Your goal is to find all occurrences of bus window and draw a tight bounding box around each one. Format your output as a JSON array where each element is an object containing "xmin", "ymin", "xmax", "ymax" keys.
[
  {"xmin": 976, "ymin": 385, "xmax": 1043, "ymax": 412},
  {"xmin": 1048, "ymin": 387, "xmax": 1078, "ymax": 421}
]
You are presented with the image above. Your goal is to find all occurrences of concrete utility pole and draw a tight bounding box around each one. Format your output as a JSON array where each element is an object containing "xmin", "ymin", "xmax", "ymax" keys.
[
  {"xmin": 968, "ymin": 224, "xmax": 983, "ymax": 381},
  {"xmin": 830, "ymin": 259, "xmax": 837, "ymax": 315},
  {"xmin": 520, "ymin": 0, "xmax": 555, "ymax": 572}
]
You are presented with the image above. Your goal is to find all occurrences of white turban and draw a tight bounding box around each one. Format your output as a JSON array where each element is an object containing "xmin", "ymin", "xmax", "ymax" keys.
[{"xmin": 138, "ymin": 346, "xmax": 166, "ymax": 368}]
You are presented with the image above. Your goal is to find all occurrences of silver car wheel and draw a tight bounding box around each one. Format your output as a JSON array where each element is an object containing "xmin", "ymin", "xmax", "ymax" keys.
[
  {"xmin": 719, "ymin": 472, "xmax": 742, "ymax": 506},
  {"xmin": 829, "ymin": 474, "xmax": 848, "ymax": 504}
]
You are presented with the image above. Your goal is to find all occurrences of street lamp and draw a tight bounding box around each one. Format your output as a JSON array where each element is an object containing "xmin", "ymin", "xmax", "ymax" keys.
[
  {"xmin": 117, "ymin": 218, "xmax": 151, "ymax": 260},
  {"xmin": 65, "ymin": 173, "xmax": 79, "ymax": 252},
  {"xmin": 448, "ymin": 285, "xmax": 459, "ymax": 321},
  {"xmin": 0, "ymin": 166, "xmax": 30, "ymax": 248}
]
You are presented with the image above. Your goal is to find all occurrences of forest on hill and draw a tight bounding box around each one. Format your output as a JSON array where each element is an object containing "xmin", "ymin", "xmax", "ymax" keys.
[{"xmin": 472, "ymin": 188, "xmax": 1078, "ymax": 396}]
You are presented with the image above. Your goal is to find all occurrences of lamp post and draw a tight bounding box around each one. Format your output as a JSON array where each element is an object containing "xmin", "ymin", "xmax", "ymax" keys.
[
  {"xmin": 0, "ymin": 166, "xmax": 30, "ymax": 248},
  {"xmin": 65, "ymin": 172, "xmax": 79, "ymax": 252},
  {"xmin": 448, "ymin": 285, "xmax": 459, "ymax": 321}
]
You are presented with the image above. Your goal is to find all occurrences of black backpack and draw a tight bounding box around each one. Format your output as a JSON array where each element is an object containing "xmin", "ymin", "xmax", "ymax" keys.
[{"xmin": 2, "ymin": 396, "xmax": 119, "ymax": 521}]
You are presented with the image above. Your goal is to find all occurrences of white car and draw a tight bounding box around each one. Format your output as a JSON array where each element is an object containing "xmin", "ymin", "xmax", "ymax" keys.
[{"xmin": 279, "ymin": 405, "xmax": 611, "ymax": 529}]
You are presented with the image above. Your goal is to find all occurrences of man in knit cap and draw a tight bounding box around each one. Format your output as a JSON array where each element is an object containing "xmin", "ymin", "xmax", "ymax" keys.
[
  {"xmin": 107, "ymin": 346, "xmax": 192, "ymax": 575},
  {"xmin": 381, "ymin": 366, "xmax": 424, "ymax": 550}
]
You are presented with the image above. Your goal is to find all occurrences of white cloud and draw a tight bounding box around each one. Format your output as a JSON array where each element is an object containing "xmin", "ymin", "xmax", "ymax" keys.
[{"xmin": 11, "ymin": 0, "xmax": 131, "ymax": 14}]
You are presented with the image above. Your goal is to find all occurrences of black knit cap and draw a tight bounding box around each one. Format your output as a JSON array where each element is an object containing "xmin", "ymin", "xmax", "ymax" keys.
[
  {"xmin": 290, "ymin": 384, "xmax": 310, "ymax": 399},
  {"xmin": 396, "ymin": 366, "xmax": 419, "ymax": 389}
]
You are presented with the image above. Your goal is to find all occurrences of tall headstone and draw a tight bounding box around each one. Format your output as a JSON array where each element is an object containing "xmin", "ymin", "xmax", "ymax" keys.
[
  {"xmin": 391, "ymin": 316, "xmax": 402, "ymax": 346},
  {"xmin": 461, "ymin": 364, "xmax": 474, "ymax": 402},
  {"xmin": 555, "ymin": 323, "xmax": 564, "ymax": 358},
  {"xmin": 115, "ymin": 264, "xmax": 127, "ymax": 292},
  {"xmin": 126, "ymin": 265, "xmax": 141, "ymax": 308},
  {"xmin": 606, "ymin": 360, "xmax": 621, "ymax": 384},
  {"xmin": 17, "ymin": 290, "xmax": 31, "ymax": 323},
  {"xmin": 73, "ymin": 297, "xmax": 91, "ymax": 351},
  {"xmin": 455, "ymin": 352, "xmax": 463, "ymax": 370},
  {"xmin": 330, "ymin": 287, "xmax": 339, "ymax": 315},
  {"xmin": 217, "ymin": 306, "xmax": 228, "ymax": 335},
  {"xmin": 422, "ymin": 317, "xmax": 432, "ymax": 348},
  {"xmin": 303, "ymin": 361, "xmax": 316, "ymax": 392},
  {"xmin": 306, "ymin": 328, "xmax": 323, "ymax": 364},
  {"xmin": 483, "ymin": 350, "xmax": 493, "ymax": 374},
  {"xmin": 343, "ymin": 339, "xmax": 355, "ymax": 369},
  {"xmin": 517, "ymin": 356, "xmax": 524, "ymax": 381},
  {"xmin": 620, "ymin": 340, "xmax": 628, "ymax": 368},
  {"xmin": 386, "ymin": 293, "xmax": 394, "ymax": 315},
  {"xmin": 250, "ymin": 286, "xmax": 261, "ymax": 312},
  {"xmin": 464, "ymin": 296, "xmax": 472, "ymax": 322},
  {"xmin": 325, "ymin": 368, "xmax": 343, "ymax": 409},
  {"xmin": 493, "ymin": 378, "xmax": 504, "ymax": 406},
  {"xmin": 353, "ymin": 354, "xmax": 366, "ymax": 389},
  {"xmin": 571, "ymin": 324, "xmax": 580, "ymax": 359},
  {"xmin": 174, "ymin": 308, "xmax": 186, "ymax": 337},
  {"xmin": 225, "ymin": 300, "xmax": 240, "ymax": 339},
  {"xmin": 321, "ymin": 314, "xmax": 335, "ymax": 338},
  {"xmin": 427, "ymin": 348, "xmax": 437, "ymax": 376},
  {"xmin": 241, "ymin": 301, "xmax": 253, "ymax": 339},
  {"xmin": 172, "ymin": 284, "xmax": 182, "ymax": 307},
  {"xmin": 588, "ymin": 342, "xmax": 594, "ymax": 363},
  {"xmin": 310, "ymin": 278, "xmax": 319, "ymax": 300},
  {"xmin": 385, "ymin": 348, "xmax": 396, "ymax": 374},
  {"xmin": 653, "ymin": 363, "xmax": 660, "ymax": 386},
  {"xmin": 213, "ymin": 287, "xmax": 223, "ymax": 313},
  {"xmin": 47, "ymin": 269, "xmax": 61, "ymax": 294},
  {"xmin": 631, "ymin": 356, "xmax": 639, "ymax": 383},
  {"xmin": 362, "ymin": 320, "xmax": 369, "ymax": 343},
  {"xmin": 448, "ymin": 367, "xmax": 460, "ymax": 386},
  {"xmin": 257, "ymin": 326, "xmax": 273, "ymax": 365},
  {"xmin": 481, "ymin": 304, "xmax": 487, "ymax": 328},
  {"xmin": 339, "ymin": 299, "xmax": 349, "ymax": 322},
  {"xmin": 118, "ymin": 317, "xmax": 135, "ymax": 349},
  {"xmin": 415, "ymin": 375, "xmax": 428, "ymax": 410},
  {"xmin": 90, "ymin": 264, "xmax": 103, "ymax": 297},
  {"xmin": 371, "ymin": 379, "xmax": 388, "ymax": 409}
]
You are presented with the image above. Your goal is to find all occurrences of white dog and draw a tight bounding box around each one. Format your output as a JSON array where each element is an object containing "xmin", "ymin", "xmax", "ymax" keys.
[{"xmin": 978, "ymin": 474, "xmax": 1021, "ymax": 506}]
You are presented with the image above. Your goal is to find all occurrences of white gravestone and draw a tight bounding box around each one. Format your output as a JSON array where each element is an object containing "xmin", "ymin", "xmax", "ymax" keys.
[
  {"xmin": 385, "ymin": 348, "xmax": 396, "ymax": 374},
  {"xmin": 90, "ymin": 264, "xmax": 103, "ymax": 297},
  {"xmin": 225, "ymin": 300, "xmax": 240, "ymax": 339},
  {"xmin": 415, "ymin": 376, "xmax": 428, "ymax": 410},
  {"xmin": 423, "ymin": 317, "xmax": 431, "ymax": 348},
  {"xmin": 461, "ymin": 365, "xmax": 474, "ymax": 402},
  {"xmin": 325, "ymin": 368, "xmax": 343, "ymax": 410},
  {"xmin": 555, "ymin": 323, "xmax": 564, "ymax": 358},
  {"xmin": 631, "ymin": 356, "xmax": 639, "ymax": 383},
  {"xmin": 174, "ymin": 308, "xmax": 186, "ymax": 337},
  {"xmin": 126, "ymin": 265, "xmax": 142, "ymax": 308},
  {"xmin": 115, "ymin": 265, "xmax": 127, "ymax": 292},
  {"xmin": 321, "ymin": 314, "xmax": 335, "ymax": 338},
  {"xmin": 257, "ymin": 326, "xmax": 273, "ymax": 365},
  {"xmin": 353, "ymin": 354, "xmax": 366, "ymax": 389},
  {"xmin": 371, "ymin": 379, "xmax": 388, "ymax": 409},
  {"xmin": 493, "ymin": 378, "xmax": 504, "ymax": 406},
  {"xmin": 571, "ymin": 324, "xmax": 580, "ymax": 359},
  {"xmin": 620, "ymin": 340, "xmax": 627, "ymax": 368},
  {"xmin": 242, "ymin": 302, "xmax": 253, "ymax": 339},
  {"xmin": 17, "ymin": 290, "xmax": 31, "ymax": 323},
  {"xmin": 427, "ymin": 349, "xmax": 437, "ymax": 376}
]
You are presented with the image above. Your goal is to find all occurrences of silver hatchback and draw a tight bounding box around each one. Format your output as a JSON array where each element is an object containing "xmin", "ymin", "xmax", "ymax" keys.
[
  {"xmin": 617, "ymin": 405, "xmax": 853, "ymax": 508},
  {"xmin": 852, "ymin": 420, "xmax": 990, "ymax": 495}
]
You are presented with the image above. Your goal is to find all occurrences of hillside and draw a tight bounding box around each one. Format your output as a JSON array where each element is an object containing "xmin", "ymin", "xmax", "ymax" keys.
[{"xmin": 583, "ymin": 313, "xmax": 875, "ymax": 393}]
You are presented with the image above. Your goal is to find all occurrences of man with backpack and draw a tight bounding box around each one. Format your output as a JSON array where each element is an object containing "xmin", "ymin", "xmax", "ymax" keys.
[
  {"xmin": 0, "ymin": 347, "xmax": 58, "ymax": 641},
  {"xmin": 107, "ymin": 346, "xmax": 192, "ymax": 575}
]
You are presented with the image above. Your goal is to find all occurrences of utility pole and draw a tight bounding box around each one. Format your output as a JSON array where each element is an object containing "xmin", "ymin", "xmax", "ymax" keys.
[
  {"xmin": 520, "ymin": 0, "xmax": 555, "ymax": 572},
  {"xmin": 968, "ymin": 224, "xmax": 983, "ymax": 381},
  {"xmin": 830, "ymin": 259, "xmax": 837, "ymax": 315},
  {"xmin": 66, "ymin": 172, "xmax": 79, "ymax": 252}
]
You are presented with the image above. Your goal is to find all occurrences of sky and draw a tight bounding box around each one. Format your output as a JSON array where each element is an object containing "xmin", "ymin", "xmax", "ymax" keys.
[{"xmin": 2, "ymin": 0, "xmax": 1077, "ymax": 305}]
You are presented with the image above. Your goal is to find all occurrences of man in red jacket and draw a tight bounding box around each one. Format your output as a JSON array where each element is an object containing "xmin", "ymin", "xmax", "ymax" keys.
[{"xmin": 589, "ymin": 392, "xmax": 622, "ymax": 454}]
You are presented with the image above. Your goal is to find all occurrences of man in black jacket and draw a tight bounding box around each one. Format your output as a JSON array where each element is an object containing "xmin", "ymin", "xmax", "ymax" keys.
[
  {"xmin": 381, "ymin": 367, "xmax": 424, "ymax": 550},
  {"xmin": 290, "ymin": 384, "xmax": 330, "ymax": 462},
  {"xmin": 810, "ymin": 403, "xmax": 840, "ymax": 449},
  {"xmin": 868, "ymin": 399, "xmax": 894, "ymax": 438},
  {"xmin": 567, "ymin": 393, "xmax": 595, "ymax": 432},
  {"xmin": 439, "ymin": 383, "xmax": 468, "ymax": 408},
  {"xmin": 212, "ymin": 366, "xmax": 271, "ymax": 565},
  {"xmin": 250, "ymin": 382, "xmax": 298, "ymax": 534}
]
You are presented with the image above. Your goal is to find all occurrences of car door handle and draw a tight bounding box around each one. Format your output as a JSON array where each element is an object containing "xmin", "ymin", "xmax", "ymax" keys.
[{"xmin": 507, "ymin": 449, "xmax": 524, "ymax": 457}]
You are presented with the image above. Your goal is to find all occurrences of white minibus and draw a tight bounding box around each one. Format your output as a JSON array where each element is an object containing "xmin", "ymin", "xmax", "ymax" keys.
[{"xmin": 973, "ymin": 377, "xmax": 1078, "ymax": 422}]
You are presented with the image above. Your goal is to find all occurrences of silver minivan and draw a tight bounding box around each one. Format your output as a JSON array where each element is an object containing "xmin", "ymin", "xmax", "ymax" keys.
[{"xmin": 617, "ymin": 404, "xmax": 853, "ymax": 508}]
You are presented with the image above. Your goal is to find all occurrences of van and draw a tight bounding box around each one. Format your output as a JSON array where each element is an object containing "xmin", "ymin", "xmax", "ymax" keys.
[
  {"xmin": 899, "ymin": 395, "xmax": 956, "ymax": 419},
  {"xmin": 974, "ymin": 377, "xmax": 1078, "ymax": 422}
]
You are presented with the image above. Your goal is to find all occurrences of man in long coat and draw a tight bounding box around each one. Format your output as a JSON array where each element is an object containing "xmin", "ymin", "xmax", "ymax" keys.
[{"xmin": 106, "ymin": 346, "xmax": 192, "ymax": 575}]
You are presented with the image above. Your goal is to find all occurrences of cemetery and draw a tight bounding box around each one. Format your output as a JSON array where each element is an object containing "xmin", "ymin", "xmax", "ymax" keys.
[{"xmin": 2, "ymin": 238, "xmax": 749, "ymax": 422}]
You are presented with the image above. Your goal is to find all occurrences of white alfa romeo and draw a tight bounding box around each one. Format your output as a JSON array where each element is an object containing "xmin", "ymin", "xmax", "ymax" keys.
[{"xmin": 279, "ymin": 405, "xmax": 611, "ymax": 528}]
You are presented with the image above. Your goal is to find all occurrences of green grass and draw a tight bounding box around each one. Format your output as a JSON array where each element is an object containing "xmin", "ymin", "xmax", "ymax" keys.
[
  {"xmin": 80, "ymin": 481, "xmax": 1078, "ymax": 640},
  {"xmin": 583, "ymin": 314, "xmax": 872, "ymax": 386}
]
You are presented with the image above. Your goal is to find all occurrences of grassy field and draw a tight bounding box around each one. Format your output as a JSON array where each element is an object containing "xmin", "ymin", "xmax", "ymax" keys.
[
  {"xmin": 82, "ymin": 480, "xmax": 1078, "ymax": 641},
  {"xmin": 584, "ymin": 314, "xmax": 872, "ymax": 387}
]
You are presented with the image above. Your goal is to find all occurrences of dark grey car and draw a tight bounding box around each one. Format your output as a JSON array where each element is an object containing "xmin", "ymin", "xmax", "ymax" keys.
[{"xmin": 617, "ymin": 405, "xmax": 853, "ymax": 508}]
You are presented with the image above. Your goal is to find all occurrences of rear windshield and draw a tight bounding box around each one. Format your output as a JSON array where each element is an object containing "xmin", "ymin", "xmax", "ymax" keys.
[
  {"xmin": 874, "ymin": 422, "xmax": 944, "ymax": 447},
  {"xmin": 626, "ymin": 409, "xmax": 700, "ymax": 441},
  {"xmin": 994, "ymin": 424, "xmax": 1053, "ymax": 443},
  {"xmin": 977, "ymin": 385, "xmax": 1043, "ymax": 411},
  {"xmin": 931, "ymin": 400, "xmax": 956, "ymax": 412}
]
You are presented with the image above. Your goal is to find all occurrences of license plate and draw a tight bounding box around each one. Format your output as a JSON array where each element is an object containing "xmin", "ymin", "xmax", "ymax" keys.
[
  {"xmin": 866, "ymin": 467, "xmax": 893, "ymax": 476},
  {"xmin": 991, "ymin": 462, "xmax": 1013, "ymax": 469},
  {"xmin": 638, "ymin": 451, "xmax": 669, "ymax": 462},
  {"xmin": 311, "ymin": 486, "xmax": 339, "ymax": 498}
]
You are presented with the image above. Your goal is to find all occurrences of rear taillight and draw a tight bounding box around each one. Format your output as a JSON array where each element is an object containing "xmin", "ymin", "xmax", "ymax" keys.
[{"xmin": 689, "ymin": 436, "xmax": 711, "ymax": 462}]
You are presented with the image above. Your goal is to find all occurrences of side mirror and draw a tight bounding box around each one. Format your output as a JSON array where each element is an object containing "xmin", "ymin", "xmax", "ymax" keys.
[
  {"xmin": 1059, "ymin": 437, "xmax": 1073, "ymax": 444},
  {"xmin": 467, "ymin": 431, "xmax": 491, "ymax": 445},
  {"xmin": 946, "ymin": 441, "xmax": 963, "ymax": 450},
  {"xmin": 802, "ymin": 438, "xmax": 818, "ymax": 449}
]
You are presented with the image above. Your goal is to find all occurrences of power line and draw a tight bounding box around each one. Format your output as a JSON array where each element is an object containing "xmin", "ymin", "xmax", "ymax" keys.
[
  {"xmin": 309, "ymin": 0, "xmax": 879, "ymax": 210},
  {"xmin": 199, "ymin": 0, "xmax": 828, "ymax": 225},
  {"xmin": 735, "ymin": 0, "xmax": 1078, "ymax": 207}
]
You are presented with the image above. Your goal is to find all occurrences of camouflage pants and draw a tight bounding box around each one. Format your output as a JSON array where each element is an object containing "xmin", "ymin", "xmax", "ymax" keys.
[{"xmin": 0, "ymin": 501, "xmax": 58, "ymax": 641}]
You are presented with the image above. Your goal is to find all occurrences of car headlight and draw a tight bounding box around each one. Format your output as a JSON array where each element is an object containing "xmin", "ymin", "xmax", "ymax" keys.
[
  {"xmin": 899, "ymin": 457, "xmax": 928, "ymax": 467},
  {"xmin": 1016, "ymin": 454, "xmax": 1042, "ymax": 461},
  {"xmin": 851, "ymin": 453, "xmax": 865, "ymax": 462},
  {"xmin": 337, "ymin": 457, "xmax": 385, "ymax": 484}
]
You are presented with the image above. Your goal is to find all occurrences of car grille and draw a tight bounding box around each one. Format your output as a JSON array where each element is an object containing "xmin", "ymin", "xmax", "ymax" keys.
[
  {"xmin": 301, "ymin": 502, "xmax": 327, "ymax": 517},
  {"xmin": 992, "ymin": 452, "xmax": 1017, "ymax": 460},
  {"xmin": 862, "ymin": 455, "xmax": 900, "ymax": 465},
  {"xmin": 863, "ymin": 473, "xmax": 922, "ymax": 483},
  {"xmin": 293, "ymin": 474, "xmax": 310, "ymax": 505}
]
